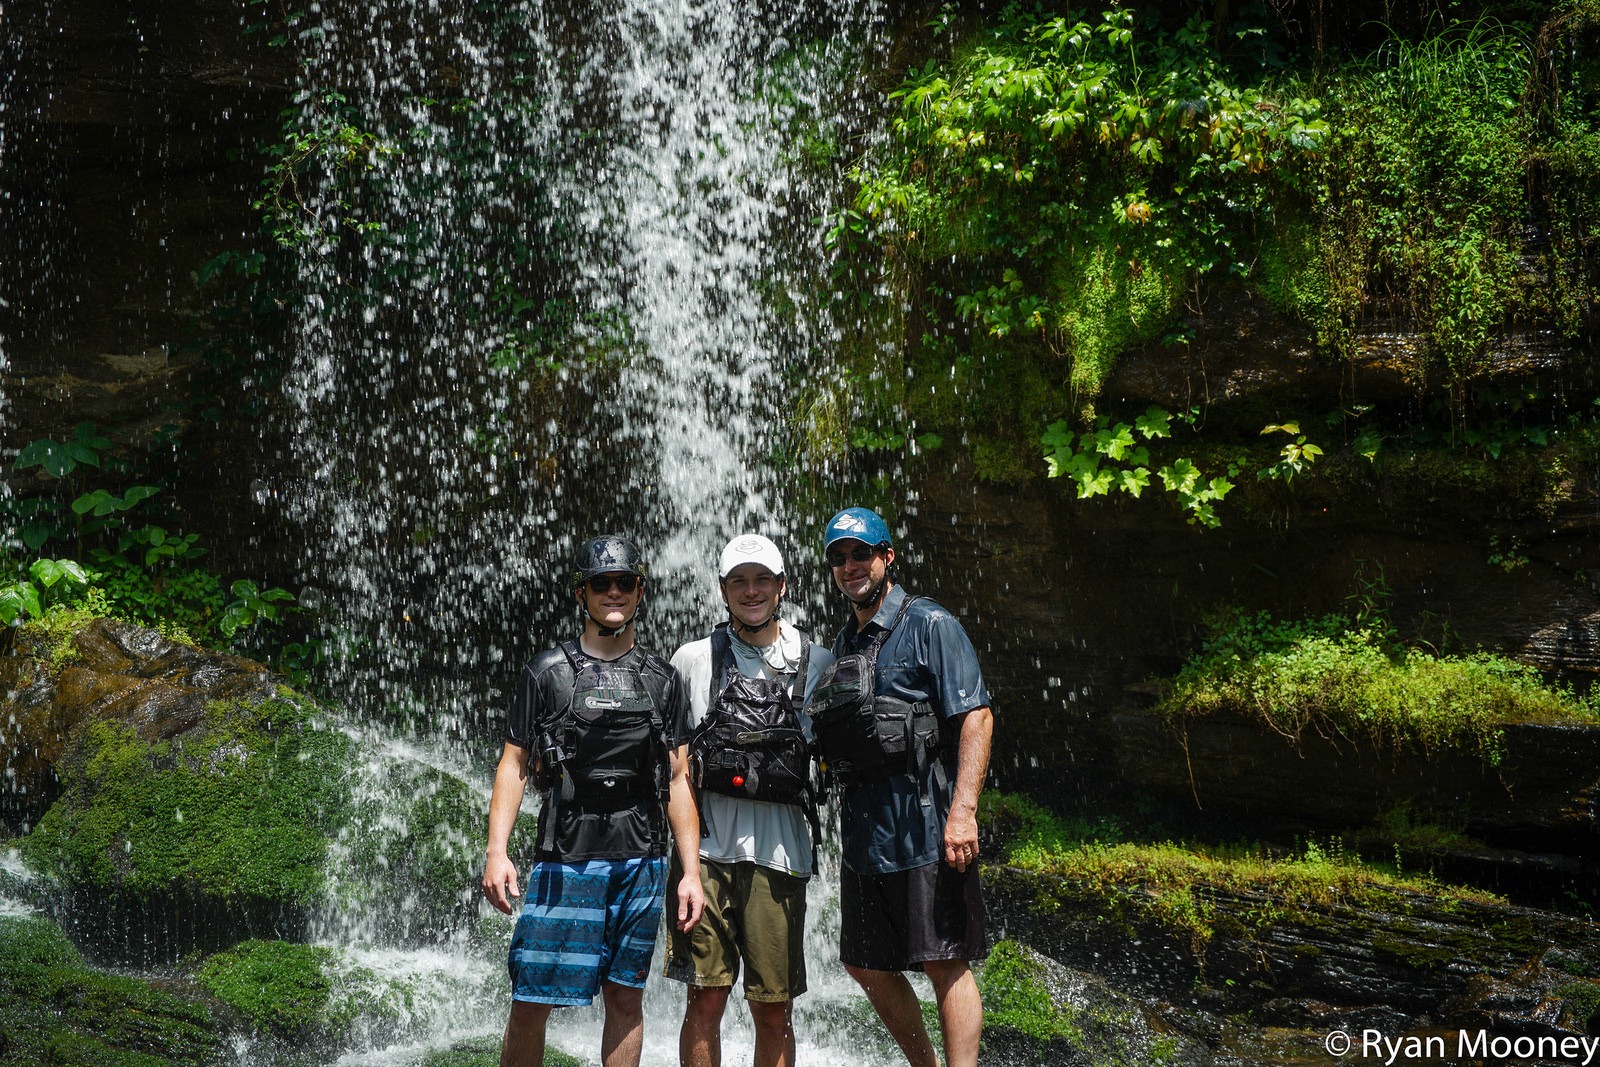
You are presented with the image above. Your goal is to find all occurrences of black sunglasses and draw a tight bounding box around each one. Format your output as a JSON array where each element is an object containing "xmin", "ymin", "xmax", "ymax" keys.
[
  {"xmin": 826, "ymin": 545, "xmax": 880, "ymax": 568},
  {"xmin": 586, "ymin": 574, "xmax": 640, "ymax": 594}
]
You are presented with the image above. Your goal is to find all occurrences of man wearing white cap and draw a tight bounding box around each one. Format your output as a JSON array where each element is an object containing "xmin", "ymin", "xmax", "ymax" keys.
[{"xmin": 664, "ymin": 534, "xmax": 835, "ymax": 1067}]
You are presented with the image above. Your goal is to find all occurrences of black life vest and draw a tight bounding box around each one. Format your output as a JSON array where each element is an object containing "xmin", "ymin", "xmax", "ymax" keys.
[
  {"xmin": 688, "ymin": 626, "xmax": 820, "ymax": 846},
  {"xmin": 808, "ymin": 596, "xmax": 946, "ymax": 788},
  {"xmin": 533, "ymin": 642, "xmax": 672, "ymax": 854}
]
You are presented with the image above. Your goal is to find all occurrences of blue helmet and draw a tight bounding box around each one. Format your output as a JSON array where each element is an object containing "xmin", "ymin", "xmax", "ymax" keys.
[{"xmin": 823, "ymin": 507, "xmax": 893, "ymax": 551}]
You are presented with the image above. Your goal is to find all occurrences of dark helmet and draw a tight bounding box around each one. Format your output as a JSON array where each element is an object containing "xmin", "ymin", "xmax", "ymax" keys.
[
  {"xmin": 571, "ymin": 535, "xmax": 647, "ymax": 588},
  {"xmin": 823, "ymin": 507, "xmax": 893, "ymax": 551}
]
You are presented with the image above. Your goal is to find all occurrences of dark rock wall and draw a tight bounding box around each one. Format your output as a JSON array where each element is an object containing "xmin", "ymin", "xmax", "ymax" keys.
[{"xmin": 0, "ymin": 0, "xmax": 289, "ymax": 450}]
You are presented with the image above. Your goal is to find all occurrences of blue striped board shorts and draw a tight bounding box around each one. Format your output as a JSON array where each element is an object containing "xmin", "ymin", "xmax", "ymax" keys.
[{"xmin": 507, "ymin": 856, "xmax": 667, "ymax": 1006}]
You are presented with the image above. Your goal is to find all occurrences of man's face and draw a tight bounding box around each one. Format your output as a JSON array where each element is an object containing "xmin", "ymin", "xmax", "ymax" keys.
[
  {"xmin": 577, "ymin": 571, "xmax": 643, "ymax": 629},
  {"xmin": 827, "ymin": 538, "xmax": 892, "ymax": 604},
  {"xmin": 721, "ymin": 563, "xmax": 784, "ymax": 628}
]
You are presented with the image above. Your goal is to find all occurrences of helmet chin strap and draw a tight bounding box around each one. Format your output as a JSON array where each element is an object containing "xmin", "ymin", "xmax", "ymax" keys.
[
  {"xmin": 729, "ymin": 608, "xmax": 778, "ymax": 636},
  {"xmin": 582, "ymin": 589, "xmax": 643, "ymax": 639},
  {"xmin": 846, "ymin": 575, "xmax": 889, "ymax": 614}
]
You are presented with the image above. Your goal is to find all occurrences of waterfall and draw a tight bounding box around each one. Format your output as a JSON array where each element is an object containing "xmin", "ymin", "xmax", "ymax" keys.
[
  {"xmin": 274, "ymin": 0, "xmax": 876, "ymax": 726},
  {"xmin": 264, "ymin": 0, "xmax": 904, "ymax": 1062}
]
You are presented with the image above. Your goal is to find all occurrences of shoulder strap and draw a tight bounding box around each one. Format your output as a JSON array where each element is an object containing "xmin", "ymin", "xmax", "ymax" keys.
[
  {"xmin": 708, "ymin": 624, "xmax": 732, "ymax": 710},
  {"xmin": 868, "ymin": 595, "xmax": 921, "ymax": 655},
  {"xmin": 789, "ymin": 641, "xmax": 812, "ymax": 703}
]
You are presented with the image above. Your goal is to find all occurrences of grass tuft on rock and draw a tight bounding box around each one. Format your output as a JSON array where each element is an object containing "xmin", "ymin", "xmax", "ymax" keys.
[{"xmin": 1157, "ymin": 611, "xmax": 1599, "ymax": 761}]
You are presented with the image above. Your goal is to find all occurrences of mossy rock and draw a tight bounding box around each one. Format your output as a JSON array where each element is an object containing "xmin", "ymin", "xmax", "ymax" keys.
[
  {"xmin": 18, "ymin": 696, "xmax": 351, "ymax": 954},
  {"xmin": 0, "ymin": 913, "xmax": 226, "ymax": 1066},
  {"xmin": 16, "ymin": 666, "xmax": 522, "ymax": 961},
  {"xmin": 977, "ymin": 940, "xmax": 1208, "ymax": 1067},
  {"xmin": 420, "ymin": 1036, "xmax": 583, "ymax": 1067}
]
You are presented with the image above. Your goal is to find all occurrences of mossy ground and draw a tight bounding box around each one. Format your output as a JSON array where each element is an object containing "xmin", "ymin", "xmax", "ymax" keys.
[
  {"xmin": 19, "ymin": 697, "xmax": 351, "ymax": 906},
  {"xmin": 979, "ymin": 792, "xmax": 1504, "ymax": 947},
  {"xmin": 419, "ymin": 1036, "xmax": 582, "ymax": 1067},
  {"xmin": 0, "ymin": 914, "xmax": 224, "ymax": 1066}
]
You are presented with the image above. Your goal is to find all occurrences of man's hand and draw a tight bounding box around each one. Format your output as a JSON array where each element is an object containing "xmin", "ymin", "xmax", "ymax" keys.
[
  {"xmin": 675, "ymin": 871, "xmax": 705, "ymax": 932},
  {"xmin": 483, "ymin": 852, "xmax": 522, "ymax": 915},
  {"xmin": 943, "ymin": 809, "xmax": 981, "ymax": 872}
]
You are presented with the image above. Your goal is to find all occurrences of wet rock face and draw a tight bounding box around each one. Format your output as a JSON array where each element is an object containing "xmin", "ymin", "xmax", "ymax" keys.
[
  {"xmin": 1092, "ymin": 709, "xmax": 1600, "ymax": 861},
  {"xmin": 985, "ymin": 864, "xmax": 1600, "ymax": 1044},
  {"xmin": 1, "ymin": 617, "xmax": 277, "ymax": 832}
]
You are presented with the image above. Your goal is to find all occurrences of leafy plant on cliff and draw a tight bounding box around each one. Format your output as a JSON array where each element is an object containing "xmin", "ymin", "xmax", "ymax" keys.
[
  {"xmin": 1294, "ymin": 21, "xmax": 1537, "ymax": 387},
  {"xmin": 1159, "ymin": 610, "xmax": 1599, "ymax": 760},
  {"xmin": 839, "ymin": 6, "xmax": 1325, "ymax": 397},
  {"xmin": 2, "ymin": 424, "xmax": 295, "ymax": 648}
]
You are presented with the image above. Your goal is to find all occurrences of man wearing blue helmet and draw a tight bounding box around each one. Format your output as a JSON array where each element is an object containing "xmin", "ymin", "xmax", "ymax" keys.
[{"xmin": 808, "ymin": 507, "xmax": 993, "ymax": 1067}]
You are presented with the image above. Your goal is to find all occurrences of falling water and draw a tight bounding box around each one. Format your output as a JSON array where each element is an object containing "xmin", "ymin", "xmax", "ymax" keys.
[{"xmin": 262, "ymin": 0, "xmax": 901, "ymax": 1062}]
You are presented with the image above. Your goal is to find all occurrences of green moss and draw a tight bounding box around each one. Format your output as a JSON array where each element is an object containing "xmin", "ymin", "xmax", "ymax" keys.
[
  {"xmin": 0, "ymin": 914, "xmax": 224, "ymax": 1065},
  {"xmin": 1051, "ymin": 244, "xmax": 1184, "ymax": 398},
  {"xmin": 194, "ymin": 939, "xmax": 376, "ymax": 1039},
  {"xmin": 977, "ymin": 941, "xmax": 1085, "ymax": 1044},
  {"xmin": 19, "ymin": 696, "xmax": 354, "ymax": 904},
  {"xmin": 979, "ymin": 792, "xmax": 1502, "ymax": 947},
  {"xmin": 1555, "ymin": 979, "xmax": 1600, "ymax": 1025}
]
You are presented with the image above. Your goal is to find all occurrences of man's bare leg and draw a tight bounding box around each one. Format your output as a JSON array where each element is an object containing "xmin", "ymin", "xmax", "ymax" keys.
[
  {"xmin": 749, "ymin": 999, "xmax": 796, "ymax": 1067},
  {"xmin": 843, "ymin": 965, "xmax": 940, "ymax": 1067},
  {"xmin": 501, "ymin": 1000, "xmax": 553, "ymax": 1067},
  {"xmin": 924, "ymin": 960, "xmax": 982, "ymax": 1067},
  {"xmin": 680, "ymin": 985, "xmax": 731, "ymax": 1067},
  {"xmin": 601, "ymin": 981, "xmax": 646, "ymax": 1067}
]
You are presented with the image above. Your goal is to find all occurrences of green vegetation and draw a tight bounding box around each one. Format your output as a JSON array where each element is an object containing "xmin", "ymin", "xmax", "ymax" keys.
[
  {"xmin": 979, "ymin": 792, "xmax": 1504, "ymax": 946},
  {"xmin": 823, "ymin": 3, "xmax": 1600, "ymax": 490},
  {"xmin": 977, "ymin": 940, "xmax": 1085, "ymax": 1043},
  {"xmin": 977, "ymin": 940, "xmax": 1179, "ymax": 1065},
  {"xmin": 19, "ymin": 697, "xmax": 349, "ymax": 904},
  {"xmin": 0, "ymin": 914, "xmax": 224, "ymax": 1066},
  {"xmin": 194, "ymin": 939, "xmax": 377, "ymax": 1039},
  {"xmin": 1159, "ymin": 610, "xmax": 1599, "ymax": 760},
  {"xmin": 1, "ymin": 423, "xmax": 295, "ymax": 649}
]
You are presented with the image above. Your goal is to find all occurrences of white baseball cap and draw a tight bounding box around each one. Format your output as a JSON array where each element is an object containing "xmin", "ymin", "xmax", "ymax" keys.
[{"xmin": 717, "ymin": 534, "xmax": 785, "ymax": 579}]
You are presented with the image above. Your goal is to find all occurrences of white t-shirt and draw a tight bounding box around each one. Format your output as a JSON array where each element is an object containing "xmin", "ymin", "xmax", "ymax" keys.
[{"xmin": 670, "ymin": 620, "xmax": 835, "ymax": 878}]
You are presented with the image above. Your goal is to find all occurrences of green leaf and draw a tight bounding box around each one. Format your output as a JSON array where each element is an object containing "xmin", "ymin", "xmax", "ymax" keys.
[{"xmin": 1134, "ymin": 407, "xmax": 1172, "ymax": 439}]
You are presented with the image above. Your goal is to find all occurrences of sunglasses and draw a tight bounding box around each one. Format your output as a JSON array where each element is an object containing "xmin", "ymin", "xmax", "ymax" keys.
[
  {"xmin": 586, "ymin": 574, "xmax": 641, "ymax": 594},
  {"xmin": 826, "ymin": 545, "xmax": 880, "ymax": 568}
]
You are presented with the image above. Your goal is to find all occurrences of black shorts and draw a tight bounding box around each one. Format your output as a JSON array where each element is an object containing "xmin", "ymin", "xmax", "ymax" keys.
[{"xmin": 839, "ymin": 859, "xmax": 987, "ymax": 972}]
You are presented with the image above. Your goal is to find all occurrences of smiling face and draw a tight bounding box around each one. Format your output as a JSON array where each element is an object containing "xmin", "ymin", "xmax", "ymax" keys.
[
  {"xmin": 577, "ymin": 571, "xmax": 644, "ymax": 632},
  {"xmin": 720, "ymin": 563, "xmax": 784, "ymax": 630},
  {"xmin": 827, "ymin": 538, "xmax": 892, "ymax": 605}
]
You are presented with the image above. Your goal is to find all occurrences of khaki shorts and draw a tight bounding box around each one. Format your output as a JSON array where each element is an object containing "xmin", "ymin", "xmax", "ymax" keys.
[{"xmin": 663, "ymin": 854, "xmax": 808, "ymax": 1002}]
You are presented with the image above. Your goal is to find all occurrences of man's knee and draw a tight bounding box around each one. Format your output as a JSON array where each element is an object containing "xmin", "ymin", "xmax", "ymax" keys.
[
  {"xmin": 507, "ymin": 999, "xmax": 553, "ymax": 1027},
  {"xmin": 748, "ymin": 999, "xmax": 793, "ymax": 1037},
  {"xmin": 685, "ymin": 985, "xmax": 732, "ymax": 1026},
  {"xmin": 844, "ymin": 963, "xmax": 896, "ymax": 990},
  {"xmin": 602, "ymin": 981, "xmax": 645, "ymax": 1022}
]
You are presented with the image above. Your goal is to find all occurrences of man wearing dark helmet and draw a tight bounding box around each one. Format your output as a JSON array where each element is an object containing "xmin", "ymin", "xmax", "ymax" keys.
[
  {"xmin": 808, "ymin": 507, "xmax": 993, "ymax": 1067},
  {"xmin": 483, "ymin": 535, "xmax": 705, "ymax": 1067}
]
